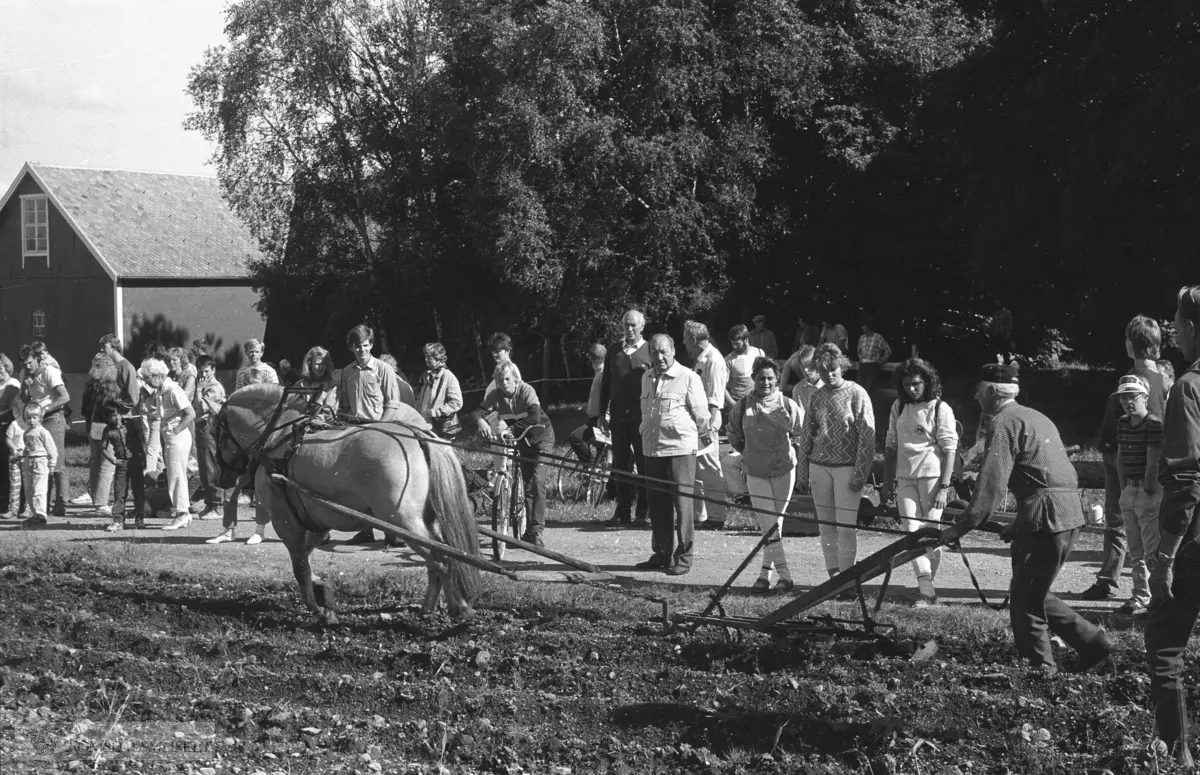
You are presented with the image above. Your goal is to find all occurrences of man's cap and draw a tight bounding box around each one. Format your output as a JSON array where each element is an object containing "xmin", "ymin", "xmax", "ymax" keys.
[
  {"xmin": 1112, "ymin": 374, "xmax": 1149, "ymax": 397},
  {"xmin": 752, "ymin": 314, "xmax": 766, "ymax": 323},
  {"xmin": 979, "ymin": 362, "xmax": 1019, "ymax": 385}
]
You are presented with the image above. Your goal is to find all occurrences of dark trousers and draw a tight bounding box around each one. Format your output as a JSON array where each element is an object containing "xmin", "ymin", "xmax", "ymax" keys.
[
  {"xmin": 0, "ymin": 419, "xmax": 10, "ymax": 505},
  {"xmin": 111, "ymin": 417, "xmax": 146, "ymax": 519},
  {"xmin": 644, "ymin": 453, "xmax": 697, "ymax": 569},
  {"xmin": 1009, "ymin": 528, "xmax": 1103, "ymax": 669},
  {"xmin": 1096, "ymin": 452, "xmax": 1127, "ymax": 587},
  {"xmin": 194, "ymin": 420, "xmax": 224, "ymax": 507},
  {"xmin": 858, "ymin": 362, "xmax": 882, "ymax": 396},
  {"xmin": 610, "ymin": 415, "xmax": 648, "ymax": 522},
  {"xmin": 1144, "ymin": 477, "xmax": 1200, "ymax": 763},
  {"xmin": 518, "ymin": 441, "xmax": 548, "ymax": 536},
  {"xmin": 568, "ymin": 424, "xmax": 599, "ymax": 465}
]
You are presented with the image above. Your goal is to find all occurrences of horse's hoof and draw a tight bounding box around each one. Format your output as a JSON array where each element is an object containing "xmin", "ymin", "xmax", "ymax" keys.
[
  {"xmin": 322, "ymin": 612, "xmax": 340, "ymax": 627},
  {"xmin": 313, "ymin": 584, "xmax": 335, "ymax": 609},
  {"xmin": 450, "ymin": 605, "xmax": 475, "ymax": 623}
]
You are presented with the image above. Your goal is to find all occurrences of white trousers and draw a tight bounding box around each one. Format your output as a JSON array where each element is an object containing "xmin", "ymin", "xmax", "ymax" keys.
[
  {"xmin": 22, "ymin": 457, "xmax": 49, "ymax": 519},
  {"xmin": 810, "ymin": 463, "xmax": 859, "ymax": 573},
  {"xmin": 162, "ymin": 427, "xmax": 192, "ymax": 516},
  {"xmin": 896, "ymin": 477, "xmax": 943, "ymax": 590},
  {"xmin": 747, "ymin": 470, "xmax": 795, "ymax": 579}
]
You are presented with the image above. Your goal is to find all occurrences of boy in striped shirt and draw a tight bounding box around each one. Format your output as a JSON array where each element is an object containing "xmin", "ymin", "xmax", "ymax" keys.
[{"xmin": 1114, "ymin": 374, "xmax": 1163, "ymax": 616}]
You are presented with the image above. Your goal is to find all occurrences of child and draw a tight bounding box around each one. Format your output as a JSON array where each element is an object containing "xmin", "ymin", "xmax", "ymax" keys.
[
  {"xmin": 144, "ymin": 471, "xmax": 174, "ymax": 521},
  {"xmin": 4, "ymin": 397, "xmax": 26, "ymax": 518},
  {"xmin": 1113, "ymin": 374, "xmax": 1163, "ymax": 617},
  {"xmin": 19, "ymin": 403, "xmax": 57, "ymax": 527},
  {"xmin": 102, "ymin": 405, "xmax": 133, "ymax": 532}
]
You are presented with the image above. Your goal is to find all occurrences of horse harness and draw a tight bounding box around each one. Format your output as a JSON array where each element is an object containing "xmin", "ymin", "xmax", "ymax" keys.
[{"xmin": 215, "ymin": 388, "xmax": 431, "ymax": 535}]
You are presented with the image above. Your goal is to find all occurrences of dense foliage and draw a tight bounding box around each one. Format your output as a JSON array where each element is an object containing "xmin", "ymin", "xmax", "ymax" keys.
[{"xmin": 186, "ymin": 0, "xmax": 1199, "ymax": 379}]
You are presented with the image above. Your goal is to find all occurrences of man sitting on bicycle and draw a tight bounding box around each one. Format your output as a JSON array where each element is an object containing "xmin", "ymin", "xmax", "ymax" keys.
[
  {"xmin": 473, "ymin": 362, "xmax": 555, "ymax": 547},
  {"xmin": 568, "ymin": 343, "xmax": 610, "ymax": 465}
]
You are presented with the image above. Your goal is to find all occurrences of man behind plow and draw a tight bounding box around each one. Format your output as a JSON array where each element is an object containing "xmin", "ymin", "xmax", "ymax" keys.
[{"xmin": 942, "ymin": 363, "xmax": 1113, "ymax": 675}]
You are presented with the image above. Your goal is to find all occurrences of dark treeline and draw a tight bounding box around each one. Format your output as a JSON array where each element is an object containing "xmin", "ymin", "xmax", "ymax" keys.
[{"xmin": 186, "ymin": 0, "xmax": 1200, "ymax": 384}]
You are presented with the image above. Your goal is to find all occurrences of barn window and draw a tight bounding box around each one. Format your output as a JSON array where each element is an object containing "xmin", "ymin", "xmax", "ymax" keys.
[
  {"xmin": 32, "ymin": 310, "xmax": 46, "ymax": 338},
  {"xmin": 20, "ymin": 195, "xmax": 49, "ymax": 264}
]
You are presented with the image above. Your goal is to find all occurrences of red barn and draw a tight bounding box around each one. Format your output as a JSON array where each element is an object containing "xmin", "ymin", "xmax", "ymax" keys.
[{"xmin": 0, "ymin": 163, "xmax": 268, "ymax": 409}]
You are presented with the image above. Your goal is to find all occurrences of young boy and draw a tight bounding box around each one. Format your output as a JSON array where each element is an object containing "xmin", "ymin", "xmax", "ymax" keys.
[
  {"xmin": 19, "ymin": 403, "xmax": 57, "ymax": 527},
  {"xmin": 1113, "ymin": 374, "xmax": 1163, "ymax": 616},
  {"xmin": 4, "ymin": 397, "xmax": 26, "ymax": 518},
  {"xmin": 102, "ymin": 405, "xmax": 133, "ymax": 532}
]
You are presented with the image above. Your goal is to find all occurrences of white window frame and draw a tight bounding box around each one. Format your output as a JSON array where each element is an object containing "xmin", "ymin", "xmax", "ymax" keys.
[
  {"xmin": 31, "ymin": 310, "xmax": 46, "ymax": 338},
  {"xmin": 20, "ymin": 194, "xmax": 49, "ymax": 266}
]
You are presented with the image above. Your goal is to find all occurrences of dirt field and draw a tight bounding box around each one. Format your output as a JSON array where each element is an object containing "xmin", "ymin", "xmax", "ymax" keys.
[{"xmin": 0, "ymin": 498, "xmax": 1184, "ymax": 775}]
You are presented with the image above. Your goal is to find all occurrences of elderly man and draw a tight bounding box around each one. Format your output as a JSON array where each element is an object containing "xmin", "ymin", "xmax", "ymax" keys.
[
  {"xmin": 18, "ymin": 343, "xmax": 71, "ymax": 521},
  {"xmin": 338, "ymin": 323, "xmax": 411, "ymax": 545},
  {"xmin": 943, "ymin": 363, "xmax": 1112, "ymax": 675},
  {"xmin": 683, "ymin": 321, "xmax": 728, "ymax": 530},
  {"xmin": 636, "ymin": 334, "xmax": 710, "ymax": 575},
  {"xmin": 598, "ymin": 310, "xmax": 652, "ymax": 528},
  {"xmin": 748, "ymin": 315, "xmax": 779, "ymax": 360},
  {"xmin": 1144, "ymin": 284, "xmax": 1200, "ymax": 767}
]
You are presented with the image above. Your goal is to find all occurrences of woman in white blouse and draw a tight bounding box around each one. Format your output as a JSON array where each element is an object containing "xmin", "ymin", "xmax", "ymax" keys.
[
  {"xmin": 141, "ymin": 358, "xmax": 196, "ymax": 530},
  {"xmin": 881, "ymin": 358, "xmax": 958, "ymax": 607}
]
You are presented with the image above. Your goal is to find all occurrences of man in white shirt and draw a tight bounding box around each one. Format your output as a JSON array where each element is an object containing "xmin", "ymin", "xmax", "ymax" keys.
[
  {"xmin": 637, "ymin": 334, "xmax": 710, "ymax": 576},
  {"xmin": 684, "ymin": 321, "xmax": 728, "ymax": 530}
]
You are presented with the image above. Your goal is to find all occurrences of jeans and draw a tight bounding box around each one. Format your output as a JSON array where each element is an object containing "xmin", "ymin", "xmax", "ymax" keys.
[
  {"xmin": 111, "ymin": 417, "xmax": 146, "ymax": 519},
  {"xmin": 194, "ymin": 420, "xmax": 224, "ymax": 507},
  {"xmin": 568, "ymin": 424, "xmax": 599, "ymax": 465},
  {"xmin": 858, "ymin": 362, "xmax": 882, "ymax": 396},
  {"xmin": 747, "ymin": 470, "xmax": 795, "ymax": 577},
  {"xmin": 694, "ymin": 445, "xmax": 727, "ymax": 524},
  {"xmin": 88, "ymin": 437, "xmax": 116, "ymax": 506},
  {"xmin": 644, "ymin": 454, "xmax": 697, "ymax": 568},
  {"xmin": 1120, "ymin": 483, "xmax": 1162, "ymax": 606},
  {"xmin": 609, "ymin": 415, "xmax": 647, "ymax": 522},
  {"xmin": 1096, "ymin": 452, "xmax": 1127, "ymax": 587},
  {"xmin": 518, "ymin": 441, "xmax": 548, "ymax": 537},
  {"xmin": 22, "ymin": 457, "xmax": 49, "ymax": 519},
  {"xmin": 7, "ymin": 459, "xmax": 22, "ymax": 515},
  {"xmin": 896, "ymin": 477, "xmax": 944, "ymax": 588},
  {"xmin": 42, "ymin": 411, "xmax": 67, "ymax": 509},
  {"xmin": 1144, "ymin": 477, "xmax": 1200, "ymax": 764},
  {"xmin": 1009, "ymin": 529, "xmax": 1104, "ymax": 670},
  {"xmin": 811, "ymin": 463, "xmax": 860, "ymax": 573}
]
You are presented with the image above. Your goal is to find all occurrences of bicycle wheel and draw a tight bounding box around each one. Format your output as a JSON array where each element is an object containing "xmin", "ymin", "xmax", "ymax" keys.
[
  {"xmin": 585, "ymin": 458, "xmax": 610, "ymax": 510},
  {"xmin": 490, "ymin": 471, "xmax": 511, "ymax": 562},
  {"xmin": 555, "ymin": 464, "xmax": 569, "ymax": 503}
]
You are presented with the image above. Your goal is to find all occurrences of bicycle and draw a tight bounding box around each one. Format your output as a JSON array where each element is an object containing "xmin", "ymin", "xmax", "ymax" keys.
[
  {"xmin": 485, "ymin": 424, "xmax": 544, "ymax": 562},
  {"xmin": 555, "ymin": 431, "xmax": 612, "ymax": 510}
]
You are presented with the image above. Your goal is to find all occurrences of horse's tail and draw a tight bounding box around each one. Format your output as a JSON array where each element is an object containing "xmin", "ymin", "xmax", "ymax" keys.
[{"xmin": 424, "ymin": 439, "xmax": 482, "ymax": 603}]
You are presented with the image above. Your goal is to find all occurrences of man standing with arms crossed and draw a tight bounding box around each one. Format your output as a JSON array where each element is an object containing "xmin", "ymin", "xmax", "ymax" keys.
[
  {"xmin": 683, "ymin": 321, "xmax": 728, "ymax": 530},
  {"xmin": 100, "ymin": 334, "xmax": 146, "ymax": 529},
  {"xmin": 1145, "ymin": 284, "xmax": 1200, "ymax": 767},
  {"xmin": 598, "ymin": 310, "xmax": 652, "ymax": 528}
]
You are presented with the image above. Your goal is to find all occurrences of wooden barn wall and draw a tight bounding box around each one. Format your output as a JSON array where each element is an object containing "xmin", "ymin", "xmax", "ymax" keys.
[{"xmin": 120, "ymin": 285, "xmax": 266, "ymax": 368}]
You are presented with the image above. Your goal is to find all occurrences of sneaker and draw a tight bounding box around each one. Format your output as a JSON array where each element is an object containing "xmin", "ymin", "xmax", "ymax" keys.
[
  {"xmin": 914, "ymin": 593, "xmax": 939, "ymax": 608},
  {"xmin": 196, "ymin": 505, "xmax": 222, "ymax": 520},
  {"xmin": 1075, "ymin": 631, "xmax": 1114, "ymax": 673},
  {"xmin": 21, "ymin": 515, "xmax": 47, "ymax": 528},
  {"xmin": 1117, "ymin": 600, "xmax": 1148, "ymax": 617},
  {"xmin": 751, "ymin": 578, "xmax": 772, "ymax": 593},
  {"xmin": 206, "ymin": 530, "xmax": 235, "ymax": 544},
  {"xmin": 665, "ymin": 564, "xmax": 690, "ymax": 576},
  {"xmin": 94, "ymin": 505, "xmax": 112, "ymax": 517},
  {"xmin": 134, "ymin": 517, "xmax": 147, "ymax": 530},
  {"xmin": 0, "ymin": 511, "xmax": 10, "ymax": 519},
  {"xmin": 631, "ymin": 517, "xmax": 649, "ymax": 528},
  {"xmin": 161, "ymin": 514, "xmax": 191, "ymax": 531},
  {"xmin": 104, "ymin": 522, "xmax": 124, "ymax": 533},
  {"xmin": 519, "ymin": 533, "xmax": 545, "ymax": 548},
  {"xmin": 603, "ymin": 515, "xmax": 631, "ymax": 528},
  {"xmin": 69, "ymin": 493, "xmax": 93, "ymax": 506},
  {"xmin": 245, "ymin": 533, "xmax": 264, "ymax": 545},
  {"xmin": 51, "ymin": 503, "xmax": 67, "ymax": 517},
  {"xmin": 1078, "ymin": 582, "xmax": 1117, "ymax": 601},
  {"xmin": 775, "ymin": 579, "xmax": 795, "ymax": 593}
]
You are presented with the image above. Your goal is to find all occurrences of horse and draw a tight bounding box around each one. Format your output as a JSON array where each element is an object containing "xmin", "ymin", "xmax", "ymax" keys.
[{"xmin": 214, "ymin": 383, "xmax": 481, "ymax": 625}]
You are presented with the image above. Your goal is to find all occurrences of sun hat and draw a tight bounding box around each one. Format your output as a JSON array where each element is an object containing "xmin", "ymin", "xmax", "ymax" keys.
[{"xmin": 1112, "ymin": 374, "xmax": 1149, "ymax": 397}]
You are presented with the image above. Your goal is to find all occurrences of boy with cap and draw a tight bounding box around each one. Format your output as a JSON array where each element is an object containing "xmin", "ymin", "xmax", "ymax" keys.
[
  {"xmin": 748, "ymin": 315, "xmax": 778, "ymax": 360},
  {"xmin": 1113, "ymin": 374, "xmax": 1163, "ymax": 617}
]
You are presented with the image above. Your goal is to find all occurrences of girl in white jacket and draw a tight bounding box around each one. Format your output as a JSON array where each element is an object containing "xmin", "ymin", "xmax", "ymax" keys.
[{"xmin": 882, "ymin": 358, "xmax": 958, "ymax": 606}]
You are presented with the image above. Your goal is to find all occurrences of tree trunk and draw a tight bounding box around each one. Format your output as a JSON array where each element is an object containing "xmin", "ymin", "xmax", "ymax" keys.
[
  {"xmin": 559, "ymin": 335, "xmax": 573, "ymax": 381},
  {"xmin": 472, "ymin": 313, "xmax": 488, "ymax": 385},
  {"xmin": 540, "ymin": 321, "xmax": 552, "ymax": 405}
]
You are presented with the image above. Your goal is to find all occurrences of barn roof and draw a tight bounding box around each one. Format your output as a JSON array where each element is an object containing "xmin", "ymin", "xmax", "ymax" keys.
[{"xmin": 0, "ymin": 163, "xmax": 265, "ymax": 280}]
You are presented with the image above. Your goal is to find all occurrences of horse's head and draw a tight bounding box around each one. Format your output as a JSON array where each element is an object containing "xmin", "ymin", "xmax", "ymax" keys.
[{"xmin": 215, "ymin": 383, "xmax": 308, "ymax": 487}]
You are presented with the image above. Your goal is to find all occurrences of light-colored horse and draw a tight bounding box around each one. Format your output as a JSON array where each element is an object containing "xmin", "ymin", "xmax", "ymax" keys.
[{"xmin": 215, "ymin": 384, "xmax": 481, "ymax": 625}]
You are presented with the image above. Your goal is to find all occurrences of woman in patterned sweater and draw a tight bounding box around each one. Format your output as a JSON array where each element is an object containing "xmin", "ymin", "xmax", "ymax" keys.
[{"xmin": 796, "ymin": 344, "xmax": 876, "ymax": 576}]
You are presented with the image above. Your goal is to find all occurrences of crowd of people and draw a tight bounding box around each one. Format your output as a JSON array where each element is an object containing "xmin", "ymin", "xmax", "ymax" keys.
[{"xmin": 6, "ymin": 288, "xmax": 1200, "ymax": 763}]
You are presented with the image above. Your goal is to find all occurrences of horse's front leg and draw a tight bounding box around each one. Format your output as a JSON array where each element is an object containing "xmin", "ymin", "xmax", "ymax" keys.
[
  {"xmin": 422, "ymin": 563, "xmax": 443, "ymax": 615},
  {"xmin": 289, "ymin": 548, "xmax": 334, "ymax": 625}
]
